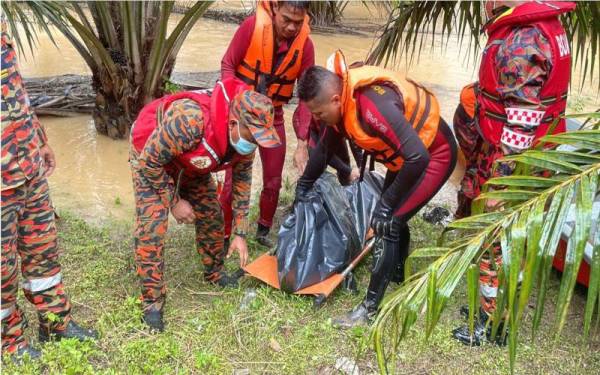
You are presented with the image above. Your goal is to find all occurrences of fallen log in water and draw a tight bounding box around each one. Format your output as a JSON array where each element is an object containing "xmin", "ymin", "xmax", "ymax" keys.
[
  {"xmin": 24, "ymin": 72, "xmax": 220, "ymax": 117},
  {"xmin": 25, "ymin": 74, "xmax": 95, "ymax": 116}
]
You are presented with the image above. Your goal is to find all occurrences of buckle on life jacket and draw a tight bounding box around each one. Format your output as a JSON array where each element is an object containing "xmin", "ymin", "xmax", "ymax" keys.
[
  {"xmin": 481, "ymin": 88, "xmax": 567, "ymax": 106},
  {"xmin": 240, "ymin": 50, "xmax": 300, "ymax": 102},
  {"xmin": 359, "ymin": 148, "xmax": 397, "ymax": 182}
]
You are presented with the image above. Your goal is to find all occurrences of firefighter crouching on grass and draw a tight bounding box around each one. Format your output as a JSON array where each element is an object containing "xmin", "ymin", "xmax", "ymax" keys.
[
  {"xmin": 452, "ymin": 1, "xmax": 575, "ymax": 346},
  {"xmin": 1, "ymin": 19, "xmax": 97, "ymax": 361},
  {"xmin": 294, "ymin": 52, "xmax": 458, "ymax": 328},
  {"xmin": 129, "ymin": 78, "xmax": 279, "ymax": 332}
]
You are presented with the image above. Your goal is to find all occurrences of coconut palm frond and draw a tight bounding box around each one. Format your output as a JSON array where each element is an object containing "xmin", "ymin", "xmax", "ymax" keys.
[
  {"xmin": 373, "ymin": 119, "xmax": 600, "ymax": 374},
  {"xmin": 2, "ymin": 1, "xmax": 213, "ymax": 138},
  {"xmin": 2, "ymin": 1, "xmax": 75, "ymax": 59},
  {"xmin": 143, "ymin": 0, "xmax": 213, "ymax": 101},
  {"xmin": 308, "ymin": 0, "xmax": 349, "ymax": 26},
  {"xmin": 367, "ymin": 1, "xmax": 483, "ymax": 67}
]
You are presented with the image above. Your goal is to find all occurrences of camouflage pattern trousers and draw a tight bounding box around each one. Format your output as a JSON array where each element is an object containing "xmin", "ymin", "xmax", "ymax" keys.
[
  {"xmin": 1, "ymin": 170, "xmax": 71, "ymax": 354},
  {"xmin": 453, "ymin": 103, "xmax": 505, "ymax": 316},
  {"xmin": 131, "ymin": 152, "xmax": 226, "ymax": 312}
]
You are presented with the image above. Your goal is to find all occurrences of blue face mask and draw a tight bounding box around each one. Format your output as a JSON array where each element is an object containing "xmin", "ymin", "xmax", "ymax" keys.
[{"xmin": 230, "ymin": 122, "xmax": 257, "ymax": 155}]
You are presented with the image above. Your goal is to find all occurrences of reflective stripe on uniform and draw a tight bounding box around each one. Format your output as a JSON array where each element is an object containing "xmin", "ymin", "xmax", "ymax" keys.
[
  {"xmin": 501, "ymin": 126, "xmax": 535, "ymax": 150},
  {"xmin": 0, "ymin": 305, "xmax": 16, "ymax": 320},
  {"xmin": 21, "ymin": 273, "xmax": 62, "ymax": 292},
  {"xmin": 480, "ymin": 283, "xmax": 498, "ymax": 298},
  {"xmin": 505, "ymin": 107, "xmax": 545, "ymax": 127},
  {"xmin": 216, "ymin": 81, "xmax": 230, "ymax": 103},
  {"xmin": 202, "ymin": 139, "xmax": 220, "ymax": 164}
]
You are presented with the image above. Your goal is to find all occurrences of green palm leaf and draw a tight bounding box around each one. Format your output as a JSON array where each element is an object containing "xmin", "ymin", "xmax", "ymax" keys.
[
  {"xmin": 3, "ymin": 1, "xmax": 212, "ymax": 138},
  {"xmin": 373, "ymin": 126, "xmax": 600, "ymax": 374}
]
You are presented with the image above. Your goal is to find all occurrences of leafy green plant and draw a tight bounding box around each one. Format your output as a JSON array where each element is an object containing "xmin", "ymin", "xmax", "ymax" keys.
[
  {"xmin": 123, "ymin": 335, "xmax": 181, "ymax": 374},
  {"xmin": 194, "ymin": 350, "xmax": 223, "ymax": 372},
  {"xmin": 2, "ymin": 1, "xmax": 213, "ymax": 138},
  {"xmin": 372, "ymin": 114, "xmax": 600, "ymax": 374},
  {"xmin": 42, "ymin": 339, "xmax": 96, "ymax": 375},
  {"xmin": 164, "ymin": 80, "xmax": 183, "ymax": 94}
]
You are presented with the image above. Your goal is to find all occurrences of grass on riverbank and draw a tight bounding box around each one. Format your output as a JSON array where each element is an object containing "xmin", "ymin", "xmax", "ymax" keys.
[{"xmin": 3, "ymin": 206, "xmax": 599, "ymax": 374}]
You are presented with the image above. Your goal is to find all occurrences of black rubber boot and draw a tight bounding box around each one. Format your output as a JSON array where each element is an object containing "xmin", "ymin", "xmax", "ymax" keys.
[
  {"xmin": 223, "ymin": 237, "xmax": 230, "ymax": 253},
  {"xmin": 39, "ymin": 320, "xmax": 98, "ymax": 343},
  {"xmin": 452, "ymin": 320, "xmax": 488, "ymax": 346},
  {"xmin": 452, "ymin": 318, "xmax": 506, "ymax": 347},
  {"xmin": 7, "ymin": 345, "xmax": 42, "ymax": 363},
  {"xmin": 391, "ymin": 223, "xmax": 410, "ymax": 283},
  {"xmin": 459, "ymin": 305, "xmax": 489, "ymax": 323},
  {"xmin": 255, "ymin": 223, "xmax": 274, "ymax": 249},
  {"xmin": 334, "ymin": 227, "xmax": 401, "ymax": 329},
  {"xmin": 142, "ymin": 308, "xmax": 164, "ymax": 333},
  {"xmin": 332, "ymin": 300, "xmax": 377, "ymax": 329},
  {"xmin": 213, "ymin": 272, "xmax": 240, "ymax": 288}
]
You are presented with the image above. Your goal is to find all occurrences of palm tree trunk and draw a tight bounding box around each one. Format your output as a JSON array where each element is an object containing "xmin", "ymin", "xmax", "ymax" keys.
[
  {"xmin": 90, "ymin": 63, "xmax": 173, "ymax": 139},
  {"xmin": 90, "ymin": 72, "xmax": 129, "ymax": 139},
  {"xmin": 93, "ymin": 92, "xmax": 130, "ymax": 139}
]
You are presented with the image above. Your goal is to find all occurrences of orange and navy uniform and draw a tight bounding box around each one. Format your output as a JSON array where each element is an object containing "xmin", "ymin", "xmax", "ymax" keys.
[
  {"xmin": 130, "ymin": 98, "xmax": 252, "ymax": 311},
  {"xmin": 1, "ymin": 20, "xmax": 72, "ymax": 354},
  {"xmin": 456, "ymin": 26, "xmax": 556, "ymax": 219}
]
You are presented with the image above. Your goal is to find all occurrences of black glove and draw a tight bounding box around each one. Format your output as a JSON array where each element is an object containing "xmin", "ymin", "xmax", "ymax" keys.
[
  {"xmin": 294, "ymin": 179, "xmax": 313, "ymax": 204},
  {"xmin": 371, "ymin": 200, "xmax": 395, "ymax": 238},
  {"xmin": 337, "ymin": 171, "xmax": 352, "ymax": 186}
]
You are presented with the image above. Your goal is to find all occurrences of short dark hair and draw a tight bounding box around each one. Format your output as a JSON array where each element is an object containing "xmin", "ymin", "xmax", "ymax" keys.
[
  {"xmin": 298, "ymin": 66, "xmax": 342, "ymax": 102},
  {"xmin": 278, "ymin": 1, "xmax": 310, "ymax": 11}
]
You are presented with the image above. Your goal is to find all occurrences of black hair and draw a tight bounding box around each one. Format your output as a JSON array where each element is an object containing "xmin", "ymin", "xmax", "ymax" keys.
[
  {"xmin": 297, "ymin": 66, "xmax": 342, "ymax": 102},
  {"xmin": 278, "ymin": 1, "xmax": 310, "ymax": 11}
]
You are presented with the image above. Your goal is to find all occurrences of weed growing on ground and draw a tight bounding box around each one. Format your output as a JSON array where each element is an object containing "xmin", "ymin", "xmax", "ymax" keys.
[{"xmin": 2, "ymin": 211, "xmax": 598, "ymax": 374}]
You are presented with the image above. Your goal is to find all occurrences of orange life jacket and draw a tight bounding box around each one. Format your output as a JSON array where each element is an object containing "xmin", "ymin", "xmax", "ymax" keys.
[
  {"xmin": 460, "ymin": 83, "xmax": 477, "ymax": 118},
  {"xmin": 235, "ymin": 0, "xmax": 310, "ymax": 107},
  {"xmin": 329, "ymin": 51, "xmax": 440, "ymax": 171}
]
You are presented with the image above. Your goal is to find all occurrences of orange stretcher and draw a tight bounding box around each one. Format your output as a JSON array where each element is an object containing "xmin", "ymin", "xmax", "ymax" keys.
[{"xmin": 242, "ymin": 237, "xmax": 377, "ymax": 307}]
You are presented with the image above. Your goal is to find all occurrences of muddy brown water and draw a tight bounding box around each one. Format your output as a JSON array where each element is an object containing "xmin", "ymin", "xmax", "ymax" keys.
[{"xmin": 17, "ymin": 4, "xmax": 599, "ymax": 222}]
